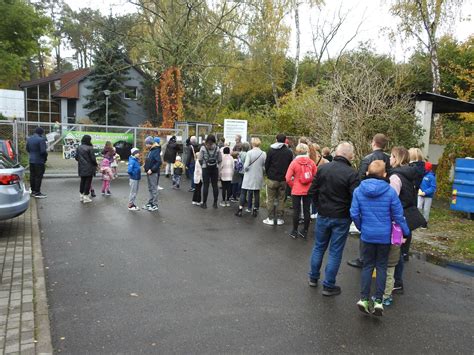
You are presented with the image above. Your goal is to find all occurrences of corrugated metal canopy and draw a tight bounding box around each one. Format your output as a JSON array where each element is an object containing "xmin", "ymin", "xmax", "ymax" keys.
[{"xmin": 415, "ymin": 92, "xmax": 474, "ymax": 114}]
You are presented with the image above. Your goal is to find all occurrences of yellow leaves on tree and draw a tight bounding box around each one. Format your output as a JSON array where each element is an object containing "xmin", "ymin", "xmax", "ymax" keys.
[{"xmin": 159, "ymin": 67, "xmax": 184, "ymax": 128}]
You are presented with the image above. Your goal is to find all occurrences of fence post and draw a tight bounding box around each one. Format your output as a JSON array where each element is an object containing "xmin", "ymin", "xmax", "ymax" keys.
[
  {"xmin": 13, "ymin": 120, "xmax": 19, "ymax": 164},
  {"xmin": 134, "ymin": 128, "xmax": 137, "ymax": 148}
]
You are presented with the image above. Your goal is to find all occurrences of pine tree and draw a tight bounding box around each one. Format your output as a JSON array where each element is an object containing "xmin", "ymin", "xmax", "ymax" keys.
[{"xmin": 84, "ymin": 17, "xmax": 129, "ymax": 126}]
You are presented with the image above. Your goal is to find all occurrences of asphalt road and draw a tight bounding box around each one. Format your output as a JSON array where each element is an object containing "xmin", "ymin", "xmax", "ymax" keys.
[{"xmin": 37, "ymin": 177, "xmax": 473, "ymax": 354}]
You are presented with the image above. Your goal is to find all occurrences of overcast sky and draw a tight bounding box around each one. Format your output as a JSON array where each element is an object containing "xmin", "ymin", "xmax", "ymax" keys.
[{"xmin": 64, "ymin": 0, "xmax": 473, "ymax": 62}]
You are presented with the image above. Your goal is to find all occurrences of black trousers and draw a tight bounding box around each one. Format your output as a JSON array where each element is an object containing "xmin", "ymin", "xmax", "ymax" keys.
[
  {"xmin": 192, "ymin": 182, "xmax": 202, "ymax": 203},
  {"xmin": 292, "ymin": 195, "xmax": 311, "ymax": 231},
  {"xmin": 30, "ymin": 163, "xmax": 45, "ymax": 193},
  {"xmin": 202, "ymin": 167, "xmax": 219, "ymax": 204},
  {"xmin": 221, "ymin": 181, "xmax": 232, "ymax": 201},
  {"xmin": 80, "ymin": 176, "xmax": 93, "ymax": 195}
]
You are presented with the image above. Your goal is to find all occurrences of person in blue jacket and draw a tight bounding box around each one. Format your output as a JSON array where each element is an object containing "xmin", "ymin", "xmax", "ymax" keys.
[
  {"xmin": 127, "ymin": 148, "xmax": 141, "ymax": 211},
  {"xmin": 26, "ymin": 127, "xmax": 48, "ymax": 198},
  {"xmin": 143, "ymin": 136, "xmax": 162, "ymax": 211},
  {"xmin": 417, "ymin": 161, "xmax": 437, "ymax": 225},
  {"xmin": 350, "ymin": 160, "xmax": 410, "ymax": 316}
]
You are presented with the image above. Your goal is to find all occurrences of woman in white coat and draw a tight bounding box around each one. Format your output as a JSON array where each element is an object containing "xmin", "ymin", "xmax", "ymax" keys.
[{"xmin": 235, "ymin": 137, "xmax": 266, "ymax": 217}]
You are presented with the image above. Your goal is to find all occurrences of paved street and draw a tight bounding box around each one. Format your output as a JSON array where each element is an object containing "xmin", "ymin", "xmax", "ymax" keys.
[{"xmin": 38, "ymin": 177, "xmax": 473, "ymax": 354}]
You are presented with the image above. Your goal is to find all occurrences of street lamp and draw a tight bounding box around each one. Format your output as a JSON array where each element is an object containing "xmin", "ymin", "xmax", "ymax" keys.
[{"xmin": 103, "ymin": 90, "xmax": 111, "ymax": 132}]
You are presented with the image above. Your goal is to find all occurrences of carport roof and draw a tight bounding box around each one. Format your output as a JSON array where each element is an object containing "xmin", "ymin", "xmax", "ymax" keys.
[{"xmin": 415, "ymin": 92, "xmax": 474, "ymax": 114}]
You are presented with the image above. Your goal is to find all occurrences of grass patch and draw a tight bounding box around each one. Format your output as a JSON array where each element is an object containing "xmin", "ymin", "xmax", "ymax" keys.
[{"xmin": 412, "ymin": 201, "xmax": 474, "ymax": 264}]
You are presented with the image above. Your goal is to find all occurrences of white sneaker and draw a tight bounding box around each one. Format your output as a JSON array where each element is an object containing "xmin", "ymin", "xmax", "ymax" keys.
[
  {"xmin": 277, "ymin": 219, "xmax": 285, "ymax": 225},
  {"xmin": 80, "ymin": 194, "xmax": 84, "ymax": 202},
  {"xmin": 128, "ymin": 205, "xmax": 140, "ymax": 211},
  {"xmin": 245, "ymin": 208, "xmax": 252, "ymax": 213},
  {"xmin": 158, "ymin": 185, "xmax": 164, "ymax": 190},
  {"xmin": 219, "ymin": 201, "xmax": 227, "ymax": 207},
  {"xmin": 262, "ymin": 218, "xmax": 275, "ymax": 225},
  {"xmin": 82, "ymin": 195, "xmax": 92, "ymax": 203},
  {"xmin": 310, "ymin": 213, "xmax": 318, "ymax": 219},
  {"xmin": 225, "ymin": 201, "xmax": 231, "ymax": 207}
]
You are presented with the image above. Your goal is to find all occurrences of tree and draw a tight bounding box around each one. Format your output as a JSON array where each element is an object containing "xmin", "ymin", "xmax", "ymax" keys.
[
  {"xmin": 0, "ymin": 0, "xmax": 51, "ymax": 88},
  {"xmin": 84, "ymin": 17, "xmax": 129, "ymax": 126},
  {"xmin": 390, "ymin": 0, "xmax": 464, "ymax": 94}
]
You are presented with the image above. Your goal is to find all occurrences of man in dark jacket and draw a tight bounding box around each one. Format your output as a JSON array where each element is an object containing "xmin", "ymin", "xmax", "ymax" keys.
[
  {"xmin": 163, "ymin": 136, "xmax": 178, "ymax": 178},
  {"xmin": 26, "ymin": 127, "xmax": 48, "ymax": 198},
  {"xmin": 307, "ymin": 142, "xmax": 359, "ymax": 296},
  {"xmin": 144, "ymin": 136, "xmax": 162, "ymax": 211},
  {"xmin": 349, "ymin": 133, "xmax": 391, "ymax": 268},
  {"xmin": 263, "ymin": 133, "xmax": 293, "ymax": 225}
]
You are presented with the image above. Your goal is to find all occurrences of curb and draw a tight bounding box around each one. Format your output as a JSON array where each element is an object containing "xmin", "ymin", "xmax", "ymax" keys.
[{"xmin": 31, "ymin": 199, "xmax": 53, "ymax": 354}]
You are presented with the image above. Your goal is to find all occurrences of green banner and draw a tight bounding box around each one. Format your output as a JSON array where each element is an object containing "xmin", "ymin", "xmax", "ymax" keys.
[{"xmin": 62, "ymin": 131, "xmax": 133, "ymax": 159}]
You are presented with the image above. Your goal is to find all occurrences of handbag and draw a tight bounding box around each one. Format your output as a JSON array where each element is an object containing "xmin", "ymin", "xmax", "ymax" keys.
[
  {"xmin": 403, "ymin": 205, "xmax": 427, "ymax": 231},
  {"xmin": 391, "ymin": 223, "xmax": 403, "ymax": 246}
]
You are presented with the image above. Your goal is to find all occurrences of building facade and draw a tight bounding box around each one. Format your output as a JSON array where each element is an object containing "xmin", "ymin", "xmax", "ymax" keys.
[{"xmin": 19, "ymin": 66, "xmax": 148, "ymax": 127}]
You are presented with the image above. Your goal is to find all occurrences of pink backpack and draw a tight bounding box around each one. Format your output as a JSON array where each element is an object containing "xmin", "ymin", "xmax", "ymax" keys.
[{"xmin": 391, "ymin": 223, "xmax": 403, "ymax": 245}]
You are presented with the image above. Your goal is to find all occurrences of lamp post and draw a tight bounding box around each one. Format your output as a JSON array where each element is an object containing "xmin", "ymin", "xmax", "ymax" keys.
[{"xmin": 103, "ymin": 90, "xmax": 111, "ymax": 132}]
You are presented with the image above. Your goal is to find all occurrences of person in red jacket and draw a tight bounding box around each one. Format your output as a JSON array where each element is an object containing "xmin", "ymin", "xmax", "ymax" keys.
[{"xmin": 285, "ymin": 143, "xmax": 317, "ymax": 239}]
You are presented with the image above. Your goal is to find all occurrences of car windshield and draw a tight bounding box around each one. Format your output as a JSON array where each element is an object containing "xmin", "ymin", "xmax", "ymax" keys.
[{"xmin": 0, "ymin": 152, "xmax": 17, "ymax": 169}]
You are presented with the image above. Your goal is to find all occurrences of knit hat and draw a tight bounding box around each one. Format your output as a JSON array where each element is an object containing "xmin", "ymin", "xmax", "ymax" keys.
[
  {"xmin": 35, "ymin": 127, "xmax": 44, "ymax": 135},
  {"xmin": 425, "ymin": 161, "xmax": 433, "ymax": 172},
  {"xmin": 145, "ymin": 136, "xmax": 154, "ymax": 145},
  {"xmin": 154, "ymin": 137, "xmax": 161, "ymax": 144},
  {"xmin": 131, "ymin": 148, "xmax": 140, "ymax": 155}
]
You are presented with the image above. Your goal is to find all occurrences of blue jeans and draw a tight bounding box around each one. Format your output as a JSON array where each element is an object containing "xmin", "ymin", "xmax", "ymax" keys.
[
  {"xmin": 309, "ymin": 216, "xmax": 351, "ymax": 288},
  {"xmin": 187, "ymin": 162, "xmax": 195, "ymax": 189},
  {"xmin": 360, "ymin": 242, "xmax": 390, "ymax": 300}
]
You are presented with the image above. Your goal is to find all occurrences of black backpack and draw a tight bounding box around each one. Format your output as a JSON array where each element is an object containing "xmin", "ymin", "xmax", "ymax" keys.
[{"xmin": 205, "ymin": 146, "xmax": 218, "ymax": 167}]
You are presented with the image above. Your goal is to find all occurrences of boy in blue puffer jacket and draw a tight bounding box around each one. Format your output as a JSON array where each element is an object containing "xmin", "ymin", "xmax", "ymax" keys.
[
  {"xmin": 418, "ymin": 161, "xmax": 437, "ymax": 225},
  {"xmin": 127, "ymin": 148, "xmax": 141, "ymax": 211},
  {"xmin": 350, "ymin": 161, "xmax": 410, "ymax": 316}
]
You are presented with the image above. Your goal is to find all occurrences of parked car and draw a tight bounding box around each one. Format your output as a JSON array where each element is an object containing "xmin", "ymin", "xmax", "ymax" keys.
[
  {"xmin": 0, "ymin": 153, "xmax": 30, "ymax": 221},
  {"xmin": 0, "ymin": 139, "xmax": 16, "ymax": 162}
]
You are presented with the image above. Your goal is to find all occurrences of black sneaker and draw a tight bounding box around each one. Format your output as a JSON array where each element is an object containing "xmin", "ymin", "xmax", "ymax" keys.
[
  {"xmin": 298, "ymin": 229, "xmax": 308, "ymax": 239},
  {"xmin": 347, "ymin": 258, "xmax": 363, "ymax": 268},
  {"xmin": 252, "ymin": 208, "xmax": 258, "ymax": 217},
  {"xmin": 33, "ymin": 192, "xmax": 47, "ymax": 199},
  {"xmin": 201, "ymin": 203, "xmax": 207, "ymax": 209},
  {"xmin": 213, "ymin": 202, "xmax": 218, "ymax": 209},
  {"xmin": 308, "ymin": 278, "xmax": 318, "ymax": 287},
  {"xmin": 90, "ymin": 190, "xmax": 96, "ymax": 198},
  {"xmin": 289, "ymin": 230, "xmax": 298, "ymax": 239},
  {"xmin": 322, "ymin": 285, "xmax": 341, "ymax": 296},
  {"xmin": 235, "ymin": 209, "xmax": 242, "ymax": 217},
  {"xmin": 392, "ymin": 283, "xmax": 404, "ymax": 294}
]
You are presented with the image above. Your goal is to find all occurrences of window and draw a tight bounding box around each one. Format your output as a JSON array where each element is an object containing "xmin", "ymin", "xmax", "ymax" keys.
[
  {"xmin": 124, "ymin": 86, "xmax": 138, "ymax": 100},
  {"xmin": 27, "ymin": 100, "xmax": 38, "ymax": 112},
  {"xmin": 27, "ymin": 86, "xmax": 38, "ymax": 100},
  {"xmin": 27, "ymin": 112, "xmax": 38, "ymax": 121},
  {"xmin": 38, "ymin": 83, "xmax": 50, "ymax": 100},
  {"xmin": 51, "ymin": 101, "xmax": 60, "ymax": 113}
]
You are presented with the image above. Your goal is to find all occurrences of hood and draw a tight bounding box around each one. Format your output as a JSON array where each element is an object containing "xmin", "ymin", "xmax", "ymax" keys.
[
  {"xmin": 205, "ymin": 143, "xmax": 217, "ymax": 151},
  {"xmin": 101, "ymin": 159, "xmax": 110, "ymax": 167},
  {"xmin": 359, "ymin": 178, "xmax": 390, "ymax": 198},
  {"xmin": 294, "ymin": 155, "xmax": 311, "ymax": 164},
  {"xmin": 392, "ymin": 165, "xmax": 417, "ymax": 181},
  {"xmin": 271, "ymin": 142, "xmax": 285, "ymax": 149},
  {"xmin": 150, "ymin": 143, "xmax": 161, "ymax": 150}
]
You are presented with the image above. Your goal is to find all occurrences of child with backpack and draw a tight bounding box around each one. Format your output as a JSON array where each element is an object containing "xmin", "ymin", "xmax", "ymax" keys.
[
  {"xmin": 100, "ymin": 158, "xmax": 115, "ymax": 195},
  {"xmin": 418, "ymin": 161, "xmax": 437, "ymax": 226},
  {"xmin": 172, "ymin": 156, "xmax": 185, "ymax": 189},
  {"xmin": 219, "ymin": 147, "xmax": 234, "ymax": 206},
  {"xmin": 350, "ymin": 160, "xmax": 410, "ymax": 316},
  {"xmin": 285, "ymin": 143, "xmax": 317, "ymax": 239},
  {"xmin": 127, "ymin": 148, "xmax": 141, "ymax": 211}
]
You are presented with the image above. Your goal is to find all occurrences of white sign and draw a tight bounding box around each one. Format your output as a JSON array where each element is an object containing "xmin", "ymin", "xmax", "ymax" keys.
[{"xmin": 223, "ymin": 119, "xmax": 248, "ymax": 144}]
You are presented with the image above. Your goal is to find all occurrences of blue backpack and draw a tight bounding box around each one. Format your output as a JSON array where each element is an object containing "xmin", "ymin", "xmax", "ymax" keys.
[{"xmin": 235, "ymin": 155, "xmax": 244, "ymax": 174}]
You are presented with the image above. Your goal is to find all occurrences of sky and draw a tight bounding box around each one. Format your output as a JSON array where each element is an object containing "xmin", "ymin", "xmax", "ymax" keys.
[{"xmin": 64, "ymin": 0, "xmax": 473, "ymax": 62}]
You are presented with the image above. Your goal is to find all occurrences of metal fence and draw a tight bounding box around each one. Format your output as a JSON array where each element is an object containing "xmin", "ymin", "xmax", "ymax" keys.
[{"xmin": 0, "ymin": 120, "xmax": 183, "ymax": 174}]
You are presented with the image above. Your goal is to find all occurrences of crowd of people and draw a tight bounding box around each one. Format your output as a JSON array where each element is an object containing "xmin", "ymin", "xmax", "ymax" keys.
[{"xmin": 26, "ymin": 129, "xmax": 438, "ymax": 317}]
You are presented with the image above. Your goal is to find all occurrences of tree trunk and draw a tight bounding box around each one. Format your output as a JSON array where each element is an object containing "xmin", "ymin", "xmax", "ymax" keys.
[
  {"xmin": 430, "ymin": 42, "xmax": 443, "ymax": 138},
  {"xmin": 291, "ymin": 3, "xmax": 301, "ymax": 94}
]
